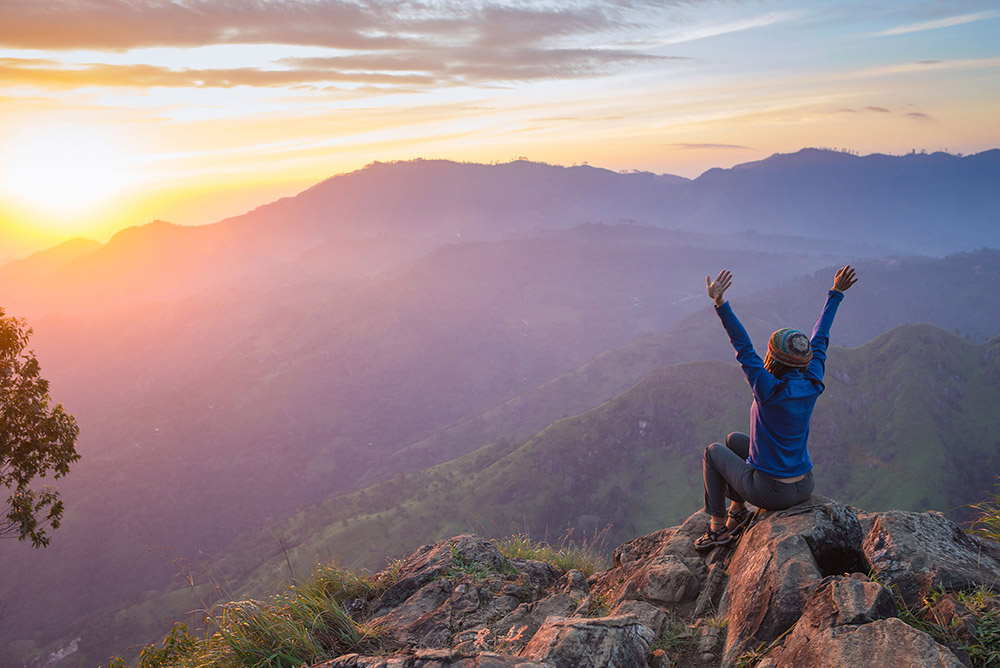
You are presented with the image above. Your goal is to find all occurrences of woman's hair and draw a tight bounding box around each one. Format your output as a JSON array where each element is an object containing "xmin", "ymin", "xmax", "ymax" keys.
[{"xmin": 763, "ymin": 353, "xmax": 791, "ymax": 378}]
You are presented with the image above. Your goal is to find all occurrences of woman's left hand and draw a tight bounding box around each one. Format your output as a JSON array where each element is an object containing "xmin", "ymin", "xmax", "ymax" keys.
[{"xmin": 707, "ymin": 270, "xmax": 732, "ymax": 307}]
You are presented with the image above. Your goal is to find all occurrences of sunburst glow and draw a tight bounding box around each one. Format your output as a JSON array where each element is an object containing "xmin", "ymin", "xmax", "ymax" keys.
[{"xmin": 0, "ymin": 124, "xmax": 134, "ymax": 220}]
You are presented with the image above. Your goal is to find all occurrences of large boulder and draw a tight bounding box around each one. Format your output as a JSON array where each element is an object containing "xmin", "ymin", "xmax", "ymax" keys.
[
  {"xmin": 630, "ymin": 554, "xmax": 701, "ymax": 607},
  {"xmin": 723, "ymin": 496, "xmax": 865, "ymax": 666},
  {"xmin": 796, "ymin": 573, "xmax": 896, "ymax": 629},
  {"xmin": 763, "ymin": 573, "xmax": 897, "ymax": 665},
  {"xmin": 762, "ymin": 617, "xmax": 966, "ymax": 668},
  {"xmin": 863, "ymin": 510, "xmax": 1000, "ymax": 607},
  {"xmin": 519, "ymin": 616, "xmax": 654, "ymax": 668}
]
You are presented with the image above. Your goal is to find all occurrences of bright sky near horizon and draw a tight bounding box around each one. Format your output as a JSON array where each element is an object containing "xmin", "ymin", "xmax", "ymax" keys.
[{"xmin": 0, "ymin": 0, "xmax": 998, "ymax": 259}]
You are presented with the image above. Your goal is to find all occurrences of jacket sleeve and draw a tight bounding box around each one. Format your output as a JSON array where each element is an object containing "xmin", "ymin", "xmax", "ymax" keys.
[
  {"xmin": 715, "ymin": 301, "xmax": 779, "ymax": 401},
  {"xmin": 806, "ymin": 290, "xmax": 845, "ymax": 381}
]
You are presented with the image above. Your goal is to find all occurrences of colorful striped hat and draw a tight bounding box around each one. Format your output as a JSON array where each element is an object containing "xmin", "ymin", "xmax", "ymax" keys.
[{"xmin": 766, "ymin": 328, "xmax": 812, "ymax": 368}]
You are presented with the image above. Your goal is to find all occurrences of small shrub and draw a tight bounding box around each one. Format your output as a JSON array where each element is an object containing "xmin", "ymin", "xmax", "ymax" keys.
[
  {"xmin": 494, "ymin": 527, "xmax": 609, "ymax": 576},
  {"xmin": 111, "ymin": 561, "xmax": 386, "ymax": 668},
  {"xmin": 134, "ymin": 623, "xmax": 197, "ymax": 668},
  {"xmin": 583, "ymin": 590, "xmax": 613, "ymax": 618},
  {"xmin": 888, "ymin": 583, "xmax": 1000, "ymax": 668},
  {"xmin": 734, "ymin": 644, "xmax": 769, "ymax": 668},
  {"xmin": 446, "ymin": 542, "xmax": 517, "ymax": 580},
  {"xmin": 706, "ymin": 612, "xmax": 729, "ymax": 628},
  {"xmin": 310, "ymin": 558, "xmax": 401, "ymax": 604},
  {"xmin": 967, "ymin": 480, "xmax": 1000, "ymax": 544},
  {"xmin": 650, "ymin": 619, "xmax": 690, "ymax": 653}
]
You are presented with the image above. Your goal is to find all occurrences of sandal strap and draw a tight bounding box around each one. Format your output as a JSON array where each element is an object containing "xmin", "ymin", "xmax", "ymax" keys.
[{"xmin": 702, "ymin": 527, "xmax": 729, "ymax": 540}]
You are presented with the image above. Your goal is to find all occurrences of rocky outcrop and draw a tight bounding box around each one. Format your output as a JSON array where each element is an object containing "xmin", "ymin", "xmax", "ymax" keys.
[
  {"xmin": 862, "ymin": 510, "xmax": 1000, "ymax": 607},
  {"xmin": 309, "ymin": 500, "xmax": 1000, "ymax": 668},
  {"xmin": 762, "ymin": 617, "xmax": 967, "ymax": 668},
  {"xmin": 722, "ymin": 495, "xmax": 866, "ymax": 664}
]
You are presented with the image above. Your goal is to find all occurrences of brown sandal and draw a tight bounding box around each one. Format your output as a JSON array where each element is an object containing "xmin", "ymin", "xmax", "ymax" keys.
[
  {"xmin": 727, "ymin": 507, "xmax": 753, "ymax": 535},
  {"xmin": 694, "ymin": 526, "xmax": 733, "ymax": 551}
]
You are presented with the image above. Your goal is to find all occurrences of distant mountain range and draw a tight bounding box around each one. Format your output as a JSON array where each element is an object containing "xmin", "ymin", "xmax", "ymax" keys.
[
  {"xmin": 3, "ymin": 148, "xmax": 998, "ymax": 317},
  {"xmin": 1, "ymin": 148, "xmax": 999, "ymax": 667}
]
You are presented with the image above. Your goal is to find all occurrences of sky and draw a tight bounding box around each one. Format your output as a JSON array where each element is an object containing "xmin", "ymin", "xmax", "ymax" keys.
[{"xmin": 0, "ymin": 0, "xmax": 998, "ymax": 259}]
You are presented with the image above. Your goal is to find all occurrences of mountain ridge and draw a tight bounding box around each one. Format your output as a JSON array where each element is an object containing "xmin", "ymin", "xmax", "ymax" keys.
[{"xmin": 4, "ymin": 147, "xmax": 1000, "ymax": 317}]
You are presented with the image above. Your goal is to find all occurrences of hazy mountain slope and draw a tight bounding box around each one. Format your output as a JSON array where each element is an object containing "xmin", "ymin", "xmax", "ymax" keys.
[
  {"xmin": 264, "ymin": 325, "xmax": 1000, "ymax": 571},
  {"xmin": 3, "ymin": 148, "xmax": 998, "ymax": 316},
  {"xmin": 81, "ymin": 323, "xmax": 1000, "ymax": 667},
  {"xmin": 237, "ymin": 325, "xmax": 1000, "ymax": 576},
  {"xmin": 390, "ymin": 249, "xmax": 1000, "ymax": 473},
  {"xmin": 0, "ymin": 237, "xmax": 101, "ymax": 284},
  {"xmin": 680, "ymin": 148, "xmax": 1000, "ymax": 254},
  {"xmin": 221, "ymin": 159, "xmax": 687, "ymax": 242},
  {"xmin": 0, "ymin": 220, "xmax": 430, "ymax": 317},
  {"xmin": 226, "ymin": 150, "xmax": 1000, "ymax": 256}
]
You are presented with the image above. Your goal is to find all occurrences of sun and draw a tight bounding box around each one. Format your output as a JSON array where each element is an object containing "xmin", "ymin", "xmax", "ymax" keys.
[{"xmin": 0, "ymin": 124, "xmax": 135, "ymax": 221}]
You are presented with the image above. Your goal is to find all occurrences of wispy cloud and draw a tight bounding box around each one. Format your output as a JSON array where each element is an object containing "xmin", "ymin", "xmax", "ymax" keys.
[
  {"xmin": 649, "ymin": 10, "xmax": 802, "ymax": 46},
  {"xmin": 832, "ymin": 104, "xmax": 938, "ymax": 125},
  {"xmin": 833, "ymin": 56, "xmax": 1000, "ymax": 81},
  {"xmin": 0, "ymin": 1, "xmax": 671, "ymax": 89},
  {"xmin": 0, "ymin": 58, "xmax": 439, "ymax": 88},
  {"xmin": 0, "ymin": 46, "xmax": 666, "ymax": 90},
  {"xmin": 871, "ymin": 10, "xmax": 1000, "ymax": 37},
  {"xmin": 905, "ymin": 111, "xmax": 935, "ymax": 124},
  {"xmin": 0, "ymin": 0, "xmax": 634, "ymax": 51}
]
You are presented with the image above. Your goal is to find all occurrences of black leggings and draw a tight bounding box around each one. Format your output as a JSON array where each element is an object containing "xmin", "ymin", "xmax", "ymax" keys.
[{"xmin": 702, "ymin": 432, "xmax": 814, "ymax": 518}]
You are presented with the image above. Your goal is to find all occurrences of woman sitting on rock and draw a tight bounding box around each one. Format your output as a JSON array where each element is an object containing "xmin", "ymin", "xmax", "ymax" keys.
[{"xmin": 695, "ymin": 265, "xmax": 857, "ymax": 550}]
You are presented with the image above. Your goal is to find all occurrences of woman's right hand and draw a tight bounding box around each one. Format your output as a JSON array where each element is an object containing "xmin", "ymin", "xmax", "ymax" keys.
[
  {"xmin": 832, "ymin": 265, "xmax": 858, "ymax": 292},
  {"xmin": 706, "ymin": 270, "xmax": 732, "ymax": 307}
]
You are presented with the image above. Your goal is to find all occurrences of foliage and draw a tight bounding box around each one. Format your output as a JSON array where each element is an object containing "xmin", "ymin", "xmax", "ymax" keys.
[
  {"xmin": 891, "ymin": 584, "xmax": 1000, "ymax": 668},
  {"xmin": 447, "ymin": 542, "xmax": 517, "ymax": 579},
  {"xmin": 309, "ymin": 558, "xmax": 402, "ymax": 603},
  {"xmin": 705, "ymin": 612, "xmax": 729, "ymax": 628},
  {"xmin": 967, "ymin": 478, "xmax": 1000, "ymax": 543},
  {"xmin": 0, "ymin": 308, "xmax": 79, "ymax": 548},
  {"xmin": 649, "ymin": 619, "xmax": 691, "ymax": 653},
  {"xmin": 493, "ymin": 528, "xmax": 609, "ymax": 577},
  {"xmin": 112, "ymin": 560, "xmax": 389, "ymax": 668},
  {"xmin": 108, "ymin": 623, "xmax": 197, "ymax": 668},
  {"xmin": 583, "ymin": 590, "xmax": 612, "ymax": 618}
]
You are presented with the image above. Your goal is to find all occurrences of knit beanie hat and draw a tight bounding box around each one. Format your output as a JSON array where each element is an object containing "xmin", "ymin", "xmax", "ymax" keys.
[{"xmin": 766, "ymin": 328, "xmax": 812, "ymax": 368}]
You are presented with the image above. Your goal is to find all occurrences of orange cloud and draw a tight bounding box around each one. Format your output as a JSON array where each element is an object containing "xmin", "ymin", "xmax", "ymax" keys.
[{"xmin": 0, "ymin": 1, "xmax": 631, "ymax": 51}]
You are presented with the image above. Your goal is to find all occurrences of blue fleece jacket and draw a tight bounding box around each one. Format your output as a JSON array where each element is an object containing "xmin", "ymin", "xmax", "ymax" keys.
[{"xmin": 714, "ymin": 290, "xmax": 844, "ymax": 478}]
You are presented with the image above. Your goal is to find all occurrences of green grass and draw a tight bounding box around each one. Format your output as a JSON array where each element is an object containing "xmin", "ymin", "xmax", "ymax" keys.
[
  {"xmin": 968, "ymin": 480, "xmax": 1000, "ymax": 543},
  {"xmin": 888, "ymin": 584, "xmax": 1000, "ymax": 668},
  {"xmin": 493, "ymin": 529, "xmax": 609, "ymax": 577},
  {"xmin": 447, "ymin": 542, "xmax": 517, "ymax": 580},
  {"xmin": 110, "ymin": 560, "xmax": 396, "ymax": 668},
  {"xmin": 649, "ymin": 619, "xmax": 691, "ymax": 653}
]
